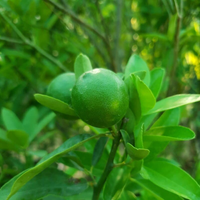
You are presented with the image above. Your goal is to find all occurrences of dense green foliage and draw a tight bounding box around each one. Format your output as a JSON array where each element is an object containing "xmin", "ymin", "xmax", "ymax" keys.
[{"xmin": 0, "ymin": 0, "xmax": 200, "ymax": 199}]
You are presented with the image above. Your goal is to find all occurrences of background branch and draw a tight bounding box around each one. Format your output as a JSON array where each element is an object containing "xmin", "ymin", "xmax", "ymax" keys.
[
  {"xmin": 0, "ymin": 36, "xmax": 24, "ymax": 44},
  {"xmin": 114, "ymin": 0, "xmax": 122, "ymax": 71},
  {"xmin": 45, "ymin": 0, "xmax": 117, "ymax": 72},
  {"xmin": 0, "ymin": 12, "xmax": 67, "ymax": 71},
  {"xmin": 167, "ymin": 0, "xmax": 182, "ymax": 96}
]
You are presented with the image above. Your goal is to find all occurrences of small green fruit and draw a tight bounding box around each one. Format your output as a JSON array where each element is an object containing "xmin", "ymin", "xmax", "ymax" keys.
[{"xmin": 47, "ymin": 73, "xmax": 75, "ymax": 105}]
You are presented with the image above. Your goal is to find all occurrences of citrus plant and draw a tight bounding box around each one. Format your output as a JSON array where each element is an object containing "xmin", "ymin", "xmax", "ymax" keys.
[{"xmin": 0, "ymin": 53, "xmax": 200, "ymax": 200}]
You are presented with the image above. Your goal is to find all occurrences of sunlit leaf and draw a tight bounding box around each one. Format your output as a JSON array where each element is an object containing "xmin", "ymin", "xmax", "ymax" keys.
[
  {"xmin": 74, "ymin": 53, "xmax": 92, "ymax": 80},
  {"xmin": 125, "ymin": 54, "xmax": 150, "ymax": 86},
  {"xmin": 141, "ymin": 160, "xmax": 200, "ymax": 200}
]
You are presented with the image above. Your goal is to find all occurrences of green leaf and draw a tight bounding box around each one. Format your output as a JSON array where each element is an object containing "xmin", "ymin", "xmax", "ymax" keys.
[
  {"xmin": 118, "ymin": 190, "xmax": 137, "ymax": 200},
  {"xmin": 0, "ymin": 128, "xmax": 17, "ymax": 150},
  {"xmin": 92, "ymin": 136, "xmax": 108, "ymax": 166},
  {"xmin": 103, "ymin": 166, "xmax": 131, "ymax": 200},
  {"xmin": 125, "ymin": 75, "xmax": 141, "ymax": 122},
  {"xmin": 126, "ymin": 143, "xmax": 149, "ymax": 160},
  {"xmin": 74, "ymin": 53, "xmax": 92, "ymax": 80},
  {"xmin": 150, "ymin": 68, "xmax": 165, "ymax": 98},
  {"xmin": 141, "ymin": 160, "xmax": 200, "ymax": 200},
  {"xmin": 2, "ymin": 108, "xmax": 23, "ymax": 131},
  {"xmin": 125, "ymin": 74, "xmax": 155, "ymax": 122},
  {"xmin": 151, "ymin": 108, "xmax": 180, "ymax": 128},
  {"xmin": 32, "ymin": 112, "xmax": 55, "ymax": 141},
  {"xmin": 59, "ymin": 153, "xmax": 84, "ymax": 171},
  {"xmin": 7, "ymin": 130, "xmax": 29, "ymax": 148},
  {"xmin": 60, "ymin": 188, "xmax": 93, "ymax": 200},
  {"xmin": 134, "ymin": 74, "xmax": 156, "ymax": 114},
  {"xmin": 135, "ymin": 113, "xmax": 158, "ymax": 133},
  {"xmin": 34, "ymin": 94, "xmax": 78, "ymax": 119},
  {"xmin": 122, "ymin": 109, "xmax": 135, "ymax": 135},
  {"xmin": 125, "ymin": 54, "xmax": 151, "ymax": 86},
  {"xmin": 133, "ymin": 71, "xmax": 147, "ymax": 80},
  {"xmin": 144, "ymin": 126, "xmax": 195, "ymax": 142},
  {"xmin": 132, "ymin": 176, "xmax": 183, "ymax": 200},
  {"xmin": 22, "ymin": 107, "xmax": 38, "ymax": 138},
  {"xmin": 145, "ymin": 94, "xmax": 200, "ymax": 115},
  {"xmin": 145, "ymin": 108, "xmax": 180, "ymax": 161},
  {"xmin": 120, "ymin": 129, "xmax": 130, "ymax": 144},
  {"xmin": 3, "ymin": 168, "xmax": 87, "ymax": 200},
  {"xmin": 0, "ymin": 133, "xmax": 106, "ymax": 200},
  {"xmin": 134, "ymin": 124, "xmax": 144, "ymax": 148}
]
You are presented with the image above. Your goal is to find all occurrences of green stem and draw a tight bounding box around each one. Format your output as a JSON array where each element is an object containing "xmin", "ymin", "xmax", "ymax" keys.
[{"xmin": 92, "ymin": 133, "xmax": 121, "ymax": 200}]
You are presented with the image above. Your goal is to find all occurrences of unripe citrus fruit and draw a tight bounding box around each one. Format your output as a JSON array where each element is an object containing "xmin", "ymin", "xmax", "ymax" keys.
[
  {"xmin": 47, "ymin": 73, "xmax": 75, "ymax": 105},
  {"xmin": 71, "ymin": 68, "xmax": 129, "ymax": 128}
]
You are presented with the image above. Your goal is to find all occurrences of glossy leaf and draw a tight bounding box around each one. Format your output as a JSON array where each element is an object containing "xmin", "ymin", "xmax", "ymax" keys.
[
  {"xmin": 120, "ymin": 129, "xmax": 130, "ymax": 144},
  {"xmin": 141, "ymin": 160, "xmax": 200, "ymax": 200},
  {"xmin": 150, "ymin": 68, "xmax": 165, "ymax": 98},
  {"xmin": 122, "ymin": 109, "xmax": 135, "ymax": 143},
  {"xmin": 34, "ymin": 94, "xmax": 78, "ymax": 119},
  {"xmin": 92, "ymin": 136, "xmax": 108, "ymax": 166},
  {"xmin": 118, "ymin": 190, "xmax": 137, "ymax": 200},
  {"xmin": 0, "ymin": 133, "xmax": 106, "ymax": 200},
  {"xmin": 134, "ymin": 74, "xmax": 156, "ymax": 114},
  {"xmin": 125, "ymin": 54, "xmax": 150, "ymax": 86},
  {"xmin": 151, "ymin": 108, "xmax": 180, "ymax": 128},
  {"xmin": 133, "ymin": 71, "xmax": 147, "ymax": 80},
  {"xmin": 145, "ymin": 108, "xmax": 180, "ymax": 161},
  {"xmin": 125, "ymin": 75, "xmax": 141, "ymax": 122},
  {"xmin": 59, "ymin": 153, "xmax": 84, "ymax": 171},
  {"xmin": 134, "ymin": 124, "xmax": 144, "ymax": 148},
  {"xmin": 125, "ymin": 74, "xmax": 156, "ymax": 121},
  {"xmin": 74, "ymin": 53, "xmax": 92, "ymax": 80},
  {"xmin": 7, "ymin": 130, "xmax": 29, "ymax": 148},
  {"xmin": 145, "ymin": 94, "xmax": 200, "ymax": 115},
  {"xmin": 144, "ymin": 126, "xmax": 195, "ymax": 142},
  {"xmin": 2, "ymin": 108, "xmax": 23, "ymax": 131},
  {"xmin": 133, "ymin": 177, "xmax": 183, "ymax": 200},
  {"xmin": 126, "ymin": 143, "xmax": 149, "ymax": 160},
  {"xmin": 1, "ymin": 168, "xmax": 87, "ymax": 200}
]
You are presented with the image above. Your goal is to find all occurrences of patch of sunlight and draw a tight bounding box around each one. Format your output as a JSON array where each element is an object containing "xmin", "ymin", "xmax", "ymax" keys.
[{"xmin": 185, "ymin": 52, "xmax": 200, "ymax": 80}]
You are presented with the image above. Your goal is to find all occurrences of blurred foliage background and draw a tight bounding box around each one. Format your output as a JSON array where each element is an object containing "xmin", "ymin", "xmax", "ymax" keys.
[{"xmin": 0, "ymin": 0, "xmax": 200, "ymax": 188}]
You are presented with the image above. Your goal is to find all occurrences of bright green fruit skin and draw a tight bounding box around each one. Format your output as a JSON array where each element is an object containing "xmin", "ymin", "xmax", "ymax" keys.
[
  {"xmin": 71, "ymin": 68, "xmax": 129, "ymax": 128},
  {"xmin": 47, "ymin": 73, "xmax": 75, "ymax": 105}
]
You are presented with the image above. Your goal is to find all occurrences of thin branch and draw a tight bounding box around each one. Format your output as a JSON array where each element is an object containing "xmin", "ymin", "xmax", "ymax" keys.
[
  {"xmin": 44, "ymin": 0, "xmax": 117, "ymax": 72},
  {"xmin": 0, "ymin": 12, "xmax": 67, "ymax": 71},
  {"xmin": 83, "ymin": 29, "xmax": 110, "ymax": 66},
  {"xmin": 0, "ymin": 36, "xmax": 24, "ymax": 44},
  {"xmin": 92, "ymin": 133, "xmax": 121, "ymax": 200},
  {"xmin": 44, "ymin": 0, "xmax": 106, "ymax": 42},
  {"xmin": 95, "ymin": 0, "xmax": 110, "ymax": 41},
  {"xmin": 95, "ymin": 0, "xmax": 117, "ymax": 72},
  {"xmin": 114, "ymin": 0, "xmax": 122, "ymax": 71},
  {"xmin": 167, "ymin": 1, "xmax": 182, "ymax": 96}
]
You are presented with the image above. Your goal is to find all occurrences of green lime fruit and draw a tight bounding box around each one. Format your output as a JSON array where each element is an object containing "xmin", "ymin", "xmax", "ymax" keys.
[
  {"xmin": 71, "ymin": 68, "xmax": 129, "ymax": 128},
  {"xmin": 47, "ymin": 73, "xmax": 75, "ymax": 105}
]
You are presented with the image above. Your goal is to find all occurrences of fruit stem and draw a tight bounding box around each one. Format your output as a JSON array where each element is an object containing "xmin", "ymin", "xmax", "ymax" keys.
[
  {"xmin": 92, "ymin": 132, "xmax": 121, "ymax": 200},
  {"xmin": 111, "ymin": 125, "xmax": 118, "ymax": 137}
]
